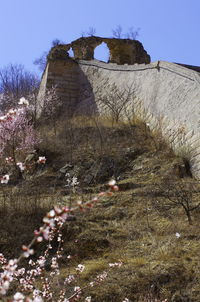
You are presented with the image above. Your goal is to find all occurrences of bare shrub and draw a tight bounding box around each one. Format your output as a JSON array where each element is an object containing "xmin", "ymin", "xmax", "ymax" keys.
[
  {"xmin": 0, "ymin": 64, "xmax": 39, "ymax": 112},
  {"xmin": 112, "ymin": 25, "xmax": 140, "ymax": 39},
  {"xmin": 112, "ymin": 25, "xmax": 123, "ymax": 38},
  {"xmin": 96, "ymin": 83, "xmax": 135, "ymax": 125},
  {"xmin": 159, "ymin": 180, "xmax": 200, "ymax": 225},
  {"xmin": 34, "ymin": 39, "xmax": 64, "ymax": 72},
  {"xmin": 81, "ymin": 27, "xmax": 96, "ymax": 37}
]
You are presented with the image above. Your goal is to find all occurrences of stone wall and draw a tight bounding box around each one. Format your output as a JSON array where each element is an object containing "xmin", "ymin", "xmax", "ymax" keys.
[
  {"xmin": 37, "ymin": 43, "xmax": 200, "ymax": 178},
  {"xmin": 37, "ymin": 58, "xmax": 85, "ymax": 117},
  {"xmin": 38, "ymin": 32, "xmax": 200, "ymax": 178},
  {"xmin": 76, "ymin": 60, "xmax": 200, "ymax": 177}
]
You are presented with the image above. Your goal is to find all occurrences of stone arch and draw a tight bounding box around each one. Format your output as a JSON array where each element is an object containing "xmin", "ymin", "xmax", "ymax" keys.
[
  {"xmin": 71, "ymin": 36, "xmax": 103, "ymax": 60},
  {"xmin": 70, "ymin": 36, "xmax": 150, "ymax": 64},
  {"xmin": 94, "ymin": 42, "xmax": 110, "ymax": 62}
]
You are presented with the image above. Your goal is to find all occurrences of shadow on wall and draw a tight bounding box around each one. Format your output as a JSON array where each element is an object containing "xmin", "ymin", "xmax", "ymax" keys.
[
  {"xmin": 94, "ymin": 42, "xmax": 110, "ymax": 63},
  {"xmin": 38, "ymin": 57, "xmax": 97, "ymax": 118},
  {"xmin": 76, "ymin": 64, "xmax": 97, "ymax": 115}
]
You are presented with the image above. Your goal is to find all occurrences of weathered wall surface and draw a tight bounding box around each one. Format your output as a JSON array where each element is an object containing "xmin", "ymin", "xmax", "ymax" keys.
[
  {"xmin": 71, "ymin": 36, "xmax": 150, "ymax": 64},
  {"xmin": 77, "ymin": 60, "xmax": 200, "ymax": 177},
  {"xmin": 37, "ymin": 58, "xmax": 86, "ymax": 116},
  {"xmin": 38, "ymin": 58, "xmax": 200, "ymax": 178}
]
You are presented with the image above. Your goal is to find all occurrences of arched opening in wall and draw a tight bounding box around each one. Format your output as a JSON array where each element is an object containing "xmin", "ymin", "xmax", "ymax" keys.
[
  {"xmin": 94, "ymin": 42, "xmax": 110, "ymax": 62},
  {"xmin": 68, "ymin": 47, "xmax": 74, "ymax": 58}
]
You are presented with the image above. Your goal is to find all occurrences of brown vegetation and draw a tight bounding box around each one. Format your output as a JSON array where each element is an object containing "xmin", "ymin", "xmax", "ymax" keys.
[{"xmin": 1, "ymin": 114, "xmax": 200, "ymax": 301}]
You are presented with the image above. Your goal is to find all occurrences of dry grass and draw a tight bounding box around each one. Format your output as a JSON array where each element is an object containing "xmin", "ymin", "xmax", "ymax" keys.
[{"xmin": 1, "ymin": 115, "xmax": 199, "ymax": 301}]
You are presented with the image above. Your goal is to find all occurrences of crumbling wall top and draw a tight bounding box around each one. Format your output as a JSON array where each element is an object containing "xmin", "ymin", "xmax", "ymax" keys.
[
  {"xmin": 48, "ymin": 44, "xmax": 71, "ymax": 60},
  {"xmin": 48, "ymin": 36, "xmax": 151, "ymax": 65}
]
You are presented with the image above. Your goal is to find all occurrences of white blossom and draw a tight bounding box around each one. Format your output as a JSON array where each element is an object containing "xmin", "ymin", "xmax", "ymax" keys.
[
  {"xmin": 76, "ymin": 264, "xmax": 85, "ymax": 273},
  {"xmin": 1, "ymin": 174, "xmax": 9, "ymax": 184},
  {"xmin": 17, "ymin": 162, "xmax": 25, "ymax": 171},
  {"xmin": 13, "ymin": 292, "xmax": 25, "ymax": 302},
  {"xmin": 108, "ymin": 179, "xmax": 116, "ymax": 186},
  {"xmin": 18, "ymin": 97, "xmax": 29, "ymax": 106}
]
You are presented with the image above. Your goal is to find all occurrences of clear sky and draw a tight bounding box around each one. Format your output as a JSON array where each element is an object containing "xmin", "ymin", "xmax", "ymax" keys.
[{"xmin": 0, "ymin": 0, "xmax": 200, "ymax": 75}]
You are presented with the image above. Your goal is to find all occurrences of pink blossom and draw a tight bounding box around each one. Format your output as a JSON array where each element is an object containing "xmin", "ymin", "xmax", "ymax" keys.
[
  {"xmin": 0, "ymin": 280, "xmax": 10, "ymax": 295},
  {"xmin": 0, "ymin": 106, "xmax": 40, "ymax": 162},
  {"xmin": 0, "ymin": 179, "xmax": 120, "ymax": 299},
  {"xmin": 64, "ymin": 274, "xmax": 75, "ymax": 284},
  {"xmin": 109, "ymin": 261, "xmax": 123, "ymax": 268},
  {"xmin": 22, "ymin": 246, "xmax": 34, "ymax": 258},
  {"xmin": 96, "ymin": 271, "xmax": 108, "ymax": 282},
  {"xmin": 0, "ymin": 253, "xmax": 7, "ymax": 265},
  {"xmin": 5, "ymin": 156, "xmax": 13, "ymax": 163},
  {"xmin": 74, "ymin": 286, "xmax": 81, "ymax": 292}
]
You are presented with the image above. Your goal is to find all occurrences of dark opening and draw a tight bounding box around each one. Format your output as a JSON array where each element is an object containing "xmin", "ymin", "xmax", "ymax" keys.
[{"xmin": 183, "ymin": 158, "xmax": 193, "ymax": 178}]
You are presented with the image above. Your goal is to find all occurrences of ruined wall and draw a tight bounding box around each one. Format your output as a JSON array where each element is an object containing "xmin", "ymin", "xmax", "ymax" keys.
[
  {"xmin": 78, "ymin": 60, "xmax": 200, "ymax": 177},
  {"xmin": 37, "ymin": 37, "xmax": 200, "ymax": 178},
  {"xmin": 38, "ymin": 58, "xmax": 200, "ymax": 178},
  {"xmin": 37, "ymin": 57, "xmax": 97, "ymax": 117},
  {"xmin": 37, "ymin": 36, "xmax": 151, "ymax": 116},
  {"xmin": 37, "ymin": 58, "xmax": 82, "ymax": 117},
  {"xmin": 71, "ymin": 36, "xmax": 150, "ymax": 64}
]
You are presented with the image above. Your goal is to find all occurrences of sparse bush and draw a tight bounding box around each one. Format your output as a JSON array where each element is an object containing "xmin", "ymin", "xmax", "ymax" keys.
[
  {"xmin": 159, "ymin": 180, "xmax": 200, "ymax": 225},
  {"xmin": 0, "ymin": 64, "xmax": 39, "ymax": 112},
  {"xmin": 0, "ymin": 103, "xmax": 40, "ymax": 172},
  {"xmin": 112, "ymin": 25, "xmax": 140, "ymax": 39},
  {"xmin": 38, "ymin": 86, "xmax": 63, "ymax": 135},
  {"xmin": 96, "ymin": 82, "xmax": 135, "ymax": 125},
  {"xmin": 81, "ymin": 27, "xmax": 96, "ymax": 37},
  {"xmin": 34, "ymin": 39, "xmax": 64, "ymax": 72}
]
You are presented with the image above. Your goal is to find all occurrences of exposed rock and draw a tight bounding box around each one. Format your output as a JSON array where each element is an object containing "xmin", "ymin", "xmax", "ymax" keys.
[
  {"xmin": 59, "ymin": 163, "xmax": 73, "ymax": 175},
  {"xmin": 25, "ymin": 152, "xmax": 38, "ymax": 163},
  {"xmin": 83, "ymin": 157, "xmax": 120, "ymax": 185}
]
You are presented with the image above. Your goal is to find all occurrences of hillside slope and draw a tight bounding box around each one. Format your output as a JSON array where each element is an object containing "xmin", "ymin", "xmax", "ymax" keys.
[{"xmin": 1, "ymin": 117, "xmax": 200, "ymax": 301}]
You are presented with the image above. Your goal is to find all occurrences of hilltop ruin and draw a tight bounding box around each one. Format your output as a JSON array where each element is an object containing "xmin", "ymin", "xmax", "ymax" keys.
[{"xmin": 48, "ymin": 36, "xmax": 150, "ymax": 65}]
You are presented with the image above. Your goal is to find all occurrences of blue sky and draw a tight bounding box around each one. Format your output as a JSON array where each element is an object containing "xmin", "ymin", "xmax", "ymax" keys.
[{"xmin": 0, "ymin": 0, "xmax": 199, "ymax": 75}]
